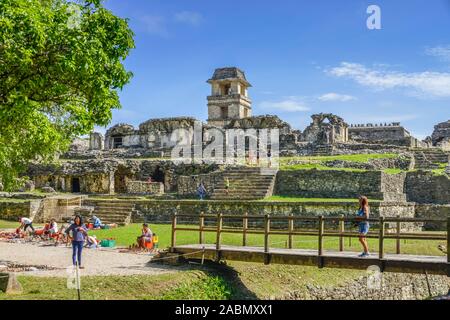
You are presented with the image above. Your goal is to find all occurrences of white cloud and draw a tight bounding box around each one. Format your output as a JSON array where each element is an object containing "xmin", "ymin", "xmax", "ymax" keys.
[
  {"xmin": 328, "ymin": 62, "xmax": 450, "ymax": 98},
  {"xmin": 318, "ymin": 93, "xmax": 357, "ymax": 102},
  {"xmin": 140, "ymin": 15, "xmax": 169, "ymax": 37},
  {"xmin": 174, "ymin": 11, "xmax": 203, "ymax": 26},
  {"xmin": 259, "ymin": 97, "xmax": 310, "ymax": 112},
  {"xmin": 426, "ymin": 46, "xmax": 450, "ymax": 62}
]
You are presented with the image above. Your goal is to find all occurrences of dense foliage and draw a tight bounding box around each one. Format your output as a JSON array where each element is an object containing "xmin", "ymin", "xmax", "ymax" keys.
[{"xmin": 0, "ymin": 0, "xmax": 134, "ymax": 190}]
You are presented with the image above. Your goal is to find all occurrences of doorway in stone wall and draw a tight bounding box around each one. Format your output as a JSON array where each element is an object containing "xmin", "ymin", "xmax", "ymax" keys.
[
  {"xmin": 151, "ymin": 166, "xmax": 165, "ymax": 183},
  {"xmin": 71, "ymin": 177, "xmax": 80, "ymax": 193},
  {"xmin": 114, "ymin": 165, "xmax": 131, "ymax": 194}
]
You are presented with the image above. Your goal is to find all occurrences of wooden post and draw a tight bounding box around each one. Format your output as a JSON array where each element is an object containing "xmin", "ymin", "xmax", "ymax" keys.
[
  {"xmin": 396, "ymin": 215, "xmax": 401, "ymax": 255},
  {"xmin": 199, "ymin": 212, "xmax": 205, "ymax": 245},
  {"xmin": 318, "ymin": 215, "xmax": 324, "ymax": 256},
  {"xmin": 379, "ymin": 216, "xmax": 385, "ymax": 259},
  {"xmin": 447, "ymin": 217, "xmax": 450, "ymax": 265},
  {"xmin": 171, "ymin": 214, "xmax": 177, "ymax": 251},
  {"xmin": 264, "ymin": 214, "xmax": 270, "ymax": 254},
  {"xmin": 288, "ymin": 214, "xmax": 294, "ymax": 249},
  {"xmin": 339, "ymin": 214, "xmax": 344, "ymax": 252},
  {"xmin": 243, "ymin": 212, "xmax": 248, "ymax": 247},
  {"xmin": 215, "ymin": 214, "xmax": 223, "ymax": 262}
]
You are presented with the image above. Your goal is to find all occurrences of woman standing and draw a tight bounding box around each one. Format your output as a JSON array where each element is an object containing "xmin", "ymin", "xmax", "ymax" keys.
[
  {"xmin": 357, "ymin": 196, "xmax": 370, "ymax": 257},
  {"xmin": 65, "ymin": 215, "xmax": 88, "ymax": 268}
]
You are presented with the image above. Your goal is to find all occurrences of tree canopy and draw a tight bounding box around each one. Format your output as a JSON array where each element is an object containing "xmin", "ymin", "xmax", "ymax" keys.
[{"xmin": 0, "ymin": 0, "xmax": 134, "ymax": 190}]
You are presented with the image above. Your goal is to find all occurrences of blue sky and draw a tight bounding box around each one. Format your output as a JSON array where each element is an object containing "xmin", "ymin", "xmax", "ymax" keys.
[{"xmin": 102, "ymin": 0, "xmax": 450, "ymax": 139}]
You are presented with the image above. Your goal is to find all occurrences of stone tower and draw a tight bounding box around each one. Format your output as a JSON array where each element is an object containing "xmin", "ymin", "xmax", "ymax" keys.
[{"xmin": 207, "ymin": 67, "xmax": 252, "ymax": 127}]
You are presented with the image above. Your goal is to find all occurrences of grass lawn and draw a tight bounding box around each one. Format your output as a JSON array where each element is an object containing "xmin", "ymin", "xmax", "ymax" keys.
[
  {"xmin": 279, "ymin": 163, "xmax": 368, "ymax": 172},
  {"xmin": 0, "ymin": 260, "xmax": 366, "ymax": 300},
  {"xmin": 0, "ymin": 271, "xmax": 233, "ymax": 300},
  {"xmin": 88, "ymin": 223, "xmax": 446, "ymax": 257},
  {"xmin": 263, "ymin": 196, "xmax": 366, "ymax": 203},
  {"xmin": 0, "ymin": 220, "xmax": 44, "ymax": 229},
  {"xmin": 280, "ymin": 153, "xmax": 399, "ymax": 163}
]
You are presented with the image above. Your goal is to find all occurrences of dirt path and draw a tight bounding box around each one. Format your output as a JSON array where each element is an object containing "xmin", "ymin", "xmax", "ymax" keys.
[{"xmin": 0, "ymin": 242, "xmax": 178, "ymax": 277}]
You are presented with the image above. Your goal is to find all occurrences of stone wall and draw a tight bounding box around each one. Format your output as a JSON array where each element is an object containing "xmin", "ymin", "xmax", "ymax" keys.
[
  {"xmin": 348, "ymin": 124, "xmax": 416, "ymax": 146},
  {"xmin": 405, "ymin": 171, "xmax": 450, "ymax": 204},
  {"xmin": 177, "ymin": 171, "xmax": 223, "ymax": 197},
  {"xmin": 274, "ymin": 170, "xmax": 379, "ymax": 199},
  {"xmin": 122, "ymin": 200, "xmax": 416, "ymax": 229},
  {"xmin": 126, "ymin": 181, "xmax": 164, "ymax": 195},
  {"xmin": 414, "ymin": 204, "xmax": 450, "ymax": 230},
  {"xmin": 287, "ymin": 272, "xmax": 449, "ymax": 300},
  {"xmin": 0, "ymin": 201, "xmax": 31, "ymax": 221}
]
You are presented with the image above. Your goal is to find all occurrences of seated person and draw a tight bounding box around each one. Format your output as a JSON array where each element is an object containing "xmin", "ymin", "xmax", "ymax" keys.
[
  {"xmin": 86, "ymin": 235, "xmax": 99, "ymax": 248},
  {"xmin": 91, "ymin": 215, "xmax": 103, "ymax": 229},
  {"xmin": 44, "ymin": 219, "xmax": 58, "ymax": 236},
  {"xmin": 137, "ymin": 223, "xmax": 153, "ymax": 248}
]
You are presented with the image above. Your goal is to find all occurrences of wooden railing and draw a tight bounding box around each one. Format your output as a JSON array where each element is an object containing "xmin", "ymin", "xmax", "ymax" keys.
[{"xmin": 171, "ymin": 213, "xmax": 449, "ymax": 262}]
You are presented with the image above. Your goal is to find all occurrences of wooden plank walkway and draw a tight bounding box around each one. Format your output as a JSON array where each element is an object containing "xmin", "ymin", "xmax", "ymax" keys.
[
  {"xmin": 172, "ymin": 244, "xmax": 449, "ymax": 275},
  {"xmin": 170, "ymin": 213, "xmax": 450, "ymax": 276}
]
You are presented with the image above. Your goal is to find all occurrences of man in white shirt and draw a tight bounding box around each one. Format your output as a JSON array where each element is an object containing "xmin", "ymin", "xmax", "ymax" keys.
[{"xmin": 19, "ymin": 217, "xmax": 35, "ymax": 232}]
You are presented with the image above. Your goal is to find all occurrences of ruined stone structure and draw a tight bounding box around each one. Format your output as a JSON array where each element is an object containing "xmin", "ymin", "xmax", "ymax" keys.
[
  {"xmin": 301, "ymin": 113, "xmax": 349, "ymax": 145},
  {"xmin": 68, "ymin": 67, "xmax": 446, "ymax": 160},
  {"xmin": 207, "ymin": 67, "xmax": 252, "ymax": 127},
  {"xmin": 430, "ymin": 120, "xmax": 450, "ymax": 150},
  {"xmin": 348, "ymin": 122, "xmax": 424, "ymax": 148},
  {"xmin": 18, "ymin": 67, "xmax": 449, "ymax": 203}
]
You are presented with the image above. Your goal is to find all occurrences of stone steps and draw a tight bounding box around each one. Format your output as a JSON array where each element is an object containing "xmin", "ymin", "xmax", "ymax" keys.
[
  {"xmin": 413, "ymin": 150, "xmax": 449, "ymax": 169},
  {"xmin": 89, "ymin": 201, "xmax": 134, "ymax": 225},
  {"xmin": 210, "ymin": 167, "xmax": 277, "ymax": 200}
]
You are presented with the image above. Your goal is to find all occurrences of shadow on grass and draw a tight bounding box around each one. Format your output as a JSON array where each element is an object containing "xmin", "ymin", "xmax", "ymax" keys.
[{"xmin": 148, "ymin": 258, "xmax": 258, "ymax": 300}]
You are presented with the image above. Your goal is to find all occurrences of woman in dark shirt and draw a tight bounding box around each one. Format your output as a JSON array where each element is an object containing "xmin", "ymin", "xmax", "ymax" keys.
[{"xmin": 65, "ymin": 215, "xmax": 88, "ymax": 268}]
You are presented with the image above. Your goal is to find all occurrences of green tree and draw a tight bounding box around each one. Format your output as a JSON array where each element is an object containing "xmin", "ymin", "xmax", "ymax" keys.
[{"xmin": 0, "ymin": 0, "xmax": 134, "ymax": 190}]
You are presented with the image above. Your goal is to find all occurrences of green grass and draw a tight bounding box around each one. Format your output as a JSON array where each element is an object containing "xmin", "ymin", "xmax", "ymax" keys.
[
  {"xmin": 0, "ymin": 198, "xmax": 30, "ymax": 203},
  {"xmin": 0, "ymin": 271, "xmax": 232, "ymax": 300},
  {"xmin": 0, "ymin": 220, "xmax": 42, "ymax": 229},
  {"xmin": 280, "ymin": 163, "xmax": 368, "ymax": 172},
  {"xmin": 432, "ymin": 163, "xmax": 449, "ymax": 176},
  {"xmin": 88, "ymin": 223, "xmax": 445, "ymax": 257},
  {"xmin": 280, "ymin": 153, "xmax": 403, "ymax": 172},
  {"xmin": 1, "ymin": 220, "xmax": 444, "ymax": 256},
  {"xmin": 263, "ymin": 196, "xmax": 368, "ymax": 203},
  {"xmin": 227, "ymin": 261, "xmax": 364, "ymax": 299},
  {"xmin": 281, "ymin": 153, "xmax": 399, "ymax": 163}
]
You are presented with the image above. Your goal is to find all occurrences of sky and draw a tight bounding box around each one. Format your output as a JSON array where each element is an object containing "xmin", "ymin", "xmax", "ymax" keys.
[{"xmin": 101, "ymin": 0, "xmax": 450, "ymax": 139}]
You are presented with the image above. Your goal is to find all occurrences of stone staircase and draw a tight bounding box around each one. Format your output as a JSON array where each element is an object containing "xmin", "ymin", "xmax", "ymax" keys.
[
  {"xmin": 412, "ymin": 149, "xmax": 450, "ymax": 170},
  {"xmin": 89, "ymin": 200, "xmax": 135, "ymax": 226},
  {"xmin": 210, "ymin": 167, "xmax": 278, "ymax": 200}
]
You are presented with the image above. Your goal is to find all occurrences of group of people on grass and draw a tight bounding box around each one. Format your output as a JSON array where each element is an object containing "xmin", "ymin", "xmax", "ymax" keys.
[{"xmin": 15, "ymin": 195, "xmax": 371, "ymax": 269}]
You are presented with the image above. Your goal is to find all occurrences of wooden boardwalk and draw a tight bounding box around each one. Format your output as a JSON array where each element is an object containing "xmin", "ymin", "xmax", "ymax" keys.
[
  {"xmin": 170, "ymin": 213, "xmax": 450, "ymax": 276},
  {"xmin": 172, "ymin": 244, "xmax": 449, "ymax": 275}
]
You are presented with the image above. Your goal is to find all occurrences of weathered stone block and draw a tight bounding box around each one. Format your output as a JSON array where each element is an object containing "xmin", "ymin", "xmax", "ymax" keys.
[{"xmin": 0, "ymin": 273, "xmax": 23, "ymax": 294}]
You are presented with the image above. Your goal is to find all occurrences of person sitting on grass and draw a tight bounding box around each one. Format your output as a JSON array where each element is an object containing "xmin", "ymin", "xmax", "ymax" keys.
[
  {"xmin": 44, "ymin": 219, "xmax": 58, "ymax": 236},
  {"xmin": 356, "ymin": 195, "xmax": 370, "ymax": 257},
  {"xmin": 18, "ymin": 217, "xmax": 35, "ymax": 233},
  {"xmin": 91, "ymin": 215, "xmax": 103, "ymax": 229},
  {"xmin": 137, "ymin": 223, "xmax": 153, "ymax": 248}
]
